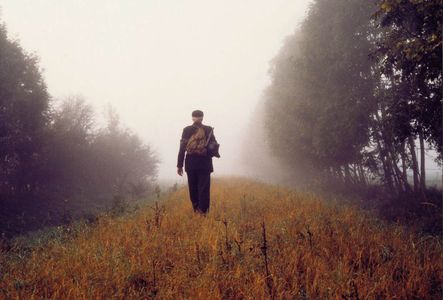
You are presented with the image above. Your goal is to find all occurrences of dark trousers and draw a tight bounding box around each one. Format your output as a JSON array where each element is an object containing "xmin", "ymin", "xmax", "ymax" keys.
[{"xmin": 186, "ymin": 170, "xmax": 211, "ymax": 213}]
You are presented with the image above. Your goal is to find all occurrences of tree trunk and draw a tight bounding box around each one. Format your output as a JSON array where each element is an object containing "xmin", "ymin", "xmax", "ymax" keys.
[
  {"xmin": 385, "ymin": 142, "xmax": 408, "ymax": 193},
  {"xmin": 407, "ymin": 135, "xmax": 420, "ymax": 193},
  {"xmin": 390, "ymin": 163, "xmax": 401, "ymax": 192},
  {"xmin": 373, "ymin": 111, "xmax": 395, "ymax": 190},
  {"xmin": 358, "ymin": 163, "xmax": 367, "ymax": 186},
  {"xmin": 419, "ymin": 131, "xmax": 426, "ymax": 191},
  {"xmin": 391, "ymin": 156, "xmax": 407, "ymax": 192},
  {"xmin": 400, "ymin": 141, "xmax": 411, "ymax": 192}
]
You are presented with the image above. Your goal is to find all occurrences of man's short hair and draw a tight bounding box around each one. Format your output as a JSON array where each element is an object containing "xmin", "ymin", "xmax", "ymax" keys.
[{"xmin": 192, "ymin": 110, "xmax": 204, "ymax": 117}]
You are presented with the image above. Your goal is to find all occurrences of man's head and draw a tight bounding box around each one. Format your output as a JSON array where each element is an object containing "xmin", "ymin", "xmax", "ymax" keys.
[{"xmin": 192, "ymin": 110, "xmax": 204, "ymax": 123}]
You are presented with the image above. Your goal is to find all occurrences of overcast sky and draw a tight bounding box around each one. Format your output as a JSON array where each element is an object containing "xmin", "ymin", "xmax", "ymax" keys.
[{"xmin": 1, "ymin": 0, "xmax": 311, "ymax": 181}]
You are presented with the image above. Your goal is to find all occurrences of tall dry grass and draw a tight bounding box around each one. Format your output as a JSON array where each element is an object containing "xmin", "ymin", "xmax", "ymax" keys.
[{"xmin": 1, "ymin": 177, "xmax": 441, "ymax": 299}]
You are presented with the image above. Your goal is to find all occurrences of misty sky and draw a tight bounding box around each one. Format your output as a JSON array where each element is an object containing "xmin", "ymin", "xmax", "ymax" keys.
[{"xmin": 0, "ymin": 0, "xmax": 312, "ymax": 181}]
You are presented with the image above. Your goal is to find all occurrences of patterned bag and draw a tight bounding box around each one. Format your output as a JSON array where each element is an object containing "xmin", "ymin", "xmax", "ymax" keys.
[{"xmin": 186, "ymin": 127, "xmax": 207, "ymax": 155}]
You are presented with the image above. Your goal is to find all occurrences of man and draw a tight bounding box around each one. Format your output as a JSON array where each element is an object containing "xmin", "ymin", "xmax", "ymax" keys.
[{"xmin": 177, "ymin": 110, "xmax": 218, "ymax": 214}]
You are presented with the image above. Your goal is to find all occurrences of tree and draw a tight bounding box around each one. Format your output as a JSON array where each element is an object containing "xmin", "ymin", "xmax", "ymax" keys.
[
  {"xmin": 264, "ymin": 0, "xmax": 377, "ymax": 186},
  {"xmin": 263, "ymin": 0, "xmax": 441, "ymax": 195},
  {"xmin": 42, "ymin": 96, "xmax": 95, "ymax": 198},
  {"xmin": 0, "ymin": 18, "xmax": 159, "ymax": 236},
  {"xmin": 0, "ymin": 22, "xmax": 50, "ymax": 197},
  {"xmin": 91, "ymin": 108, "xmax": 158, "ymax": 199},
  {"xmin": 373, "ymin": 0, "xmax": 442, "ymax": 193}
]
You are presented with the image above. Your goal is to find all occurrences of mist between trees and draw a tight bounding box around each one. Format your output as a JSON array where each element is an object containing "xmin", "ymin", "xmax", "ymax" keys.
[
  {"xmin": 250, "ymin": 0, "xmax": 442, "ymax": 195},
  {"xmin": 0, "ymin": 23, "xmax": 159, "ymax": 237},
  {"xmin": 1, "ymin": 0, "xmax": 442, "ymax": 238}
]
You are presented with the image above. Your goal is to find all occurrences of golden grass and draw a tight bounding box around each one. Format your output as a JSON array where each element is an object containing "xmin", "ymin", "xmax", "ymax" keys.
[{"xmin": 1, "ymin": 177, "xmax": 442, "ymax": 299}]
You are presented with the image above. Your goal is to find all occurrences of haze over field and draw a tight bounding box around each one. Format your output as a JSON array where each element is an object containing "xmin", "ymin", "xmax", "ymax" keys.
[
  {"xmin": 0, "ymin": 0, "xmax": 312, "ymax": 181},
  {"xmin": 0, "ymin": 2, "xmax": 442, "ymax": 298}
]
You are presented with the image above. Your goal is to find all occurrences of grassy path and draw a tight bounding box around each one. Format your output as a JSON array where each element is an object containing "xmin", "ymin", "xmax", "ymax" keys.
[{"xmin": 1, "ymin": 177, "xmax": 441, "ymax": 299}]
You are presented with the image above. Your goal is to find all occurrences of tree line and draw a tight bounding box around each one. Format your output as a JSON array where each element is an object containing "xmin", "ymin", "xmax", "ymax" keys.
[
  {"xmin": 264, "ymin": 0, "xmax": 442, "ymax": 197},
  {"xmin": 0, "ymin": 20, "xmax": 158, "ymax": 236}
]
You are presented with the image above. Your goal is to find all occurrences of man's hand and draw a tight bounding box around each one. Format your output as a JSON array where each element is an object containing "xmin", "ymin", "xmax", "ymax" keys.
[{"xmin": 177, "ymin": 167, "xmax": 183, "ymax": 176}]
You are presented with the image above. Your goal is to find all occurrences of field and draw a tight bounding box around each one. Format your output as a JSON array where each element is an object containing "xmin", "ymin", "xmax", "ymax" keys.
[{"xmin": 1, "ymin": 177, "xmax": 441, "ymax": 299}]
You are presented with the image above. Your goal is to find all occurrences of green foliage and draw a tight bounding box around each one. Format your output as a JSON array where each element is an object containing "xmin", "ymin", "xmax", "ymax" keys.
[
  {"xmin": 264, "ymin": 0, "xmax": 441, "ymax": 193},
  {"xmin": 0, "ymin": 23, "xmax": 50, "ymax": 196},
  {"xmin": 374, "ymin": 0, "xmax": 442, "ymax": 153},
  {"xmin": 41, "ymin": 98, "xmax": 158, "ymax": 202},
  {"xmin": 0, "ymin": 19, "xmax": 159, "ymax": 237},
  {"xmin": 265, "ymin": 0, "xmax": 377, "ymax": 183}
]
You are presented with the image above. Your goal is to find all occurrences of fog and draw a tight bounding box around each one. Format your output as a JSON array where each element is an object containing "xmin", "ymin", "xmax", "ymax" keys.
[{"xmin": 0, "ymin": 0, "xmax": 312, "ymax": 182}]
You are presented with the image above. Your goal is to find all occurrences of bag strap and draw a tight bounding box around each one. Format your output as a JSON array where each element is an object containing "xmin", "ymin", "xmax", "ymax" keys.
[{"xmin": 205, "ymin": 127, "xmax": 214, "ymax": 147}]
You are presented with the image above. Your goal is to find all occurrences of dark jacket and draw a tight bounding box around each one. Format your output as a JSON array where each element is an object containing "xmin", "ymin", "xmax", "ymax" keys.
[{"xmin": 177, "ymin": 122, "xmax": 217, "ymax": 172}]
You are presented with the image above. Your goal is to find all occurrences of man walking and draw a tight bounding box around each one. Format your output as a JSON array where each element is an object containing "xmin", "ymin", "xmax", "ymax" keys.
[{"xmin": 177, "ymin": 110, "xmax": 218, "ymax": 214}]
